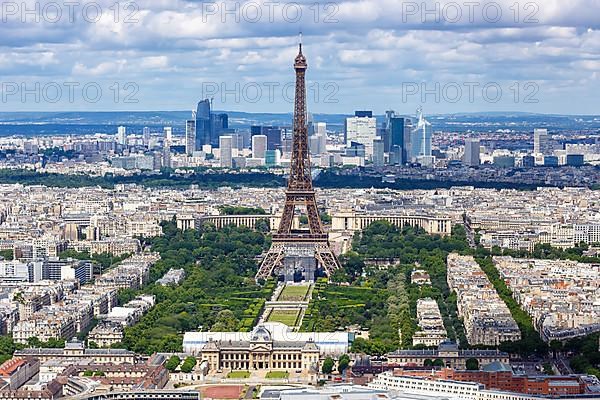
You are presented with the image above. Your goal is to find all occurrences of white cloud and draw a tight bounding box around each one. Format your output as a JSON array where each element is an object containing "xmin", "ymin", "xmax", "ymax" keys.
[
  {"xmin": 0, "ymin": 0, "xmax": 598, "ymax": 112},
  {"xmin": 72, "ymin": 60, "xmax": 127, "ymax": 76},
  {"xmin": 141, "ymin": 56, "xmax": 169, "ymax": 69}
]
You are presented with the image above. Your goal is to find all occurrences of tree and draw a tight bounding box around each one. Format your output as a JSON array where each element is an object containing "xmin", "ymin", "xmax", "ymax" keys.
[
  {"xmin": 549, "ymin": 340, "xmax": 563, "ymax": 358},
  {"xmin": 254, "ymin": 218, "xmax": 270, "ymax": 233},
  {"xmin": 0, "ymin": 249, "xmax": 13, "ymax": 260},
  {"xmin": 180, "ymin": 356, "xmax": 197, "ymax": 373},
  {"xmin": 338, "ymin": 354, "xmax": 350, "ymax": 373},
  {"xmin": 322, "ymin": 357, "xmax": 334, "ymax": 374},
  {"xmin": 330, "ymin": 269, "xmax": 350, "ymax": 284},
  {"xmin": 465, "ymin": 358, "xmax": 479, "ymax": 370},
  {"xmin": 0, "ymin": 336, "xmax": 23, "ymax": 364},
  {"xmin": 219, "ymin": 206, "xmax": 266, "ymax": 215},
  {"xmin": 165, "ymin": 355, "xmax": 181, "ymax": 372},
  {"xmin": 432, "ymin": 359, "xmax": 445, "ymax": 367},
  {"xmin": 340, "ymin": 251, "xmax": 365, "ymax": 281},
  {"xmin": 320, "ymin": 213, "xmax": 332, "ymax": 224},
  {"xmin": 45, "ymin": 338, "xmax": 65, "ymax": 348},
  {"xmin": 211, "ymin": 310, "xmax": 239, "ymax": 331},
  {"xmin": 27, "ymin": 337, "xmax": 43, "ymax": 348},
  {"xmin": 542, "ymin": 363, "xmax": 555, "ymax": 375},
  {"xmin": 350, "ymin": 337, "xmax": 370, "ymax": 354},
  {"xmin": 424, "ymin": 359, "xmax": 433, "ymax": 367}
]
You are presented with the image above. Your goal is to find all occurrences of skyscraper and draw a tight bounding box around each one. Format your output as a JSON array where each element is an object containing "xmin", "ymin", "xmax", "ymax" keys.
[
  {"xmin": 383, "ymin": 110, "xmax": 396, "ymax": 152},
  {"xmin": 142, "ymin": 127, "xmax": 150, "ymax": 148},
  {"xmin": 464, "ymin": 139, "xmax": 480, "ymax": 167},
  {"xmin": 315, "ymin": 122, "xmax": 327, "ymax": 154},
  {"xmin": 162, "ymin": 146, "xmax": 171, "ymax": 169},
  {"xmin": 219, "ymin": 135, "xmax": 233, "ymax": 168},
  {"xmin": 163, "ymin": 127, "xmax": 172, "ymax": 144},
  {"xmin": 534, "ymin": 128, "xmax": 551, "ymax": 155},
  {"xmin": 309, "ymin": 135, "xmax": 321, "ymax": 155},
  {"xmin": 345, "ymin": 111, "xmax": 377, "ymax": 159},
  {"xmin": 116, "ymin": 126, "xmax": 127, "ymax": 146},
  {"xmin": 309, "ymin": 122, "xmax": 327, "ymax": 155},
  {"xmin": 252, "ymin": 135, "xmax": 267, "ymax": 159},
  {"xmin": 251, "ymin": 126, "xmax": 282, "ymax": 151},
  {"xmin": 373, "ymin": 139, "xmax": 385, "ymax": 167},
  {"xmin": 195, "ymin": 99, "xmax": 212, "ymax": 150},
  {"xmin": 212, "ymin": 113, "xmax": 229, "ymax": 147},
  {"xmin": 250, "ymin": 126, "xmax": 262, "ymax": 136},
  {"xmin": 411, "ymin": 108, "xmax": 432, "ymax": 165},
  {"xmin": 390, "ymin": 117, "xmax": 408, "ymax": 164},
  {"xmin": 230, "ymin": 133, "xmax": 244, "ymax": 150},
  {"xmin": 403, "ymin": 118, "xmax": 413, "ymax": 162},
  {"xmin": 522, "ymin": 154, "xmax": 536, "ymax": 167},
  {"xmin": 266, "ymin": 127, "xmax": 283, "ymax": 151},
  {"xmin": 185, "ymin": 119, "xmax": 196, "ymax": 156},
  {"xmin": 163, "ymin": 127, "xmax": 172, "ymax": 169}
]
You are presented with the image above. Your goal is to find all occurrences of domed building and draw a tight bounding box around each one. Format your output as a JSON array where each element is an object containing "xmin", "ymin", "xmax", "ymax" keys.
[{"xmin": 183, "ymin": 322, "xmax": 349, "ymax": 373}]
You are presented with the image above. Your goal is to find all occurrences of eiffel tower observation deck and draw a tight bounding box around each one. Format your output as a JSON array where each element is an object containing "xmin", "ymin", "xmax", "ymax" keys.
[{"xmin": 255, "ymin": 40, "xmax": 341, "ymax": 283}]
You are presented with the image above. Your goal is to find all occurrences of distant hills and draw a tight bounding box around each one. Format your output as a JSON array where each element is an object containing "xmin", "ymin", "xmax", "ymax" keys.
[{"xmin": 0, "ymin": 111, "xmax": 598, "ymax": 136}]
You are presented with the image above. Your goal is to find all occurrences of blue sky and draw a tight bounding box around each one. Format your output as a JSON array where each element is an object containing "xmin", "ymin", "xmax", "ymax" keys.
[{"xmin": 0, "ymin": 0, "xmax": 599, "ymax": 114}]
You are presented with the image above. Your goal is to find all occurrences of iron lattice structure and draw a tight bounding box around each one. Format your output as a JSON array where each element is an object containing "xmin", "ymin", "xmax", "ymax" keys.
[{"xmin": 255, "ymin": 43, "xmax": 341, "ymax": 281}]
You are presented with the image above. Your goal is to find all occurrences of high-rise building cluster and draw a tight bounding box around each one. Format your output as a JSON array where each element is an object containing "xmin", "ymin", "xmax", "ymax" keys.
[
  {"xmin": 107, "ymin": 104, "xmax": 444, "ymax": 171},
  {"xmin": 2, "ymin": 106, "xmax": 596, "ymax": 179},
  {"xmin": 343, "ymin": 108, "xmax": 434, "ymax": 167}
]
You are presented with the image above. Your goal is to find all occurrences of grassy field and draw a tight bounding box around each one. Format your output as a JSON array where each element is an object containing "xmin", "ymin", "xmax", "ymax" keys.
[
  {"xmin": 277, "ymin": 284, "xmax": 310, "ymax": 301},
  {"xmin": 266, "ymin": 309, "xmax": 300, "ymax": 326},
  {"xmin": 226, "ymin": 370, "xmax": 250, "ymax": 379},
  {"xmin": 300, "ymin": 284, "xmax": 383, "ymax": 331},
  {"xmin": 266, "ymin": 371, "xmax": 289, "ymax": 379}
]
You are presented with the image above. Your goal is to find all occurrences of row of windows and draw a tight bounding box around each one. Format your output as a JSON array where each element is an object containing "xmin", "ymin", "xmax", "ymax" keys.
[{"xmin": 219, "ymin": 352, "xmax": 305, "ymax": 361}]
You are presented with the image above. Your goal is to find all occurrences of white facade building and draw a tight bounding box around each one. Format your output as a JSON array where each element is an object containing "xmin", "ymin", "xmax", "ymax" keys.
[
  {"xmin": 369, "ymin": 372, "xmax": 561, "ymax": 400},
  {"xmin": 252, "ymin": 135, "xmax": 268, "ymax": 160},
  {"xmin": 345, "ymin": 115, "xmax": 377, "ymax": 159},
  {"xmin": 219, "ymin": 136, "xmax": 233, "ymax": 168},
  {"xmin": 116, "ymin": 126, "xmax": 127, "ymax": 146},
  {"xmin": 183, "ymin": 321, "xmax": 349, "ymax": 356},
  {"xmin": 464, "ymin": 139, "xmax": 480, "ymax": 167}
]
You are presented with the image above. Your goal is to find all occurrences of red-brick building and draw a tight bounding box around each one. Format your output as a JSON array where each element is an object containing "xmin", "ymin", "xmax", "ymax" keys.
[{"xmin": 392, "ymin": 362, "xmax": 585, "ymax": 397}]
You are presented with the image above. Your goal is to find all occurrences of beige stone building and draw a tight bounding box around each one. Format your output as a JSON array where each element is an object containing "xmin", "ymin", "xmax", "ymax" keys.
[{"xmin": 200, "ymin": 325, "xmax": 320, "ymax": 372}]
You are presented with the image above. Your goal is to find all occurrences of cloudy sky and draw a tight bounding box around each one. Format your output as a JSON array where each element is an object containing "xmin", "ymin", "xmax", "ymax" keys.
[{"xmin": 1, "ymin": 0, "xmax": 599, "ymax": 114}]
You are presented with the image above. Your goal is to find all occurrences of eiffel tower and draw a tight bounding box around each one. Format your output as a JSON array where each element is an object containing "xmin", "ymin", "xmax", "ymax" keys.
[{"xmin": 255, "ymin": 40, "xmax": 341, "ymax": 282}]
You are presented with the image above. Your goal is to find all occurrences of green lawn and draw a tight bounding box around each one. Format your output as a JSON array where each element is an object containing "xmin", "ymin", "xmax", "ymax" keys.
[
  {"xmin": 266, "ymin": 371, "xmax": 289, "ymax": 379},
  {"xmin": 278, "ymin": 284, "xmax": 310, "ymax": 301},
  {"xmin": 226, "ymin": 370, "xmax": 250, "ymax": 379},
  {"xmin": 267, "ymin": 309, "xmax": 300, "ymax": 326}
]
